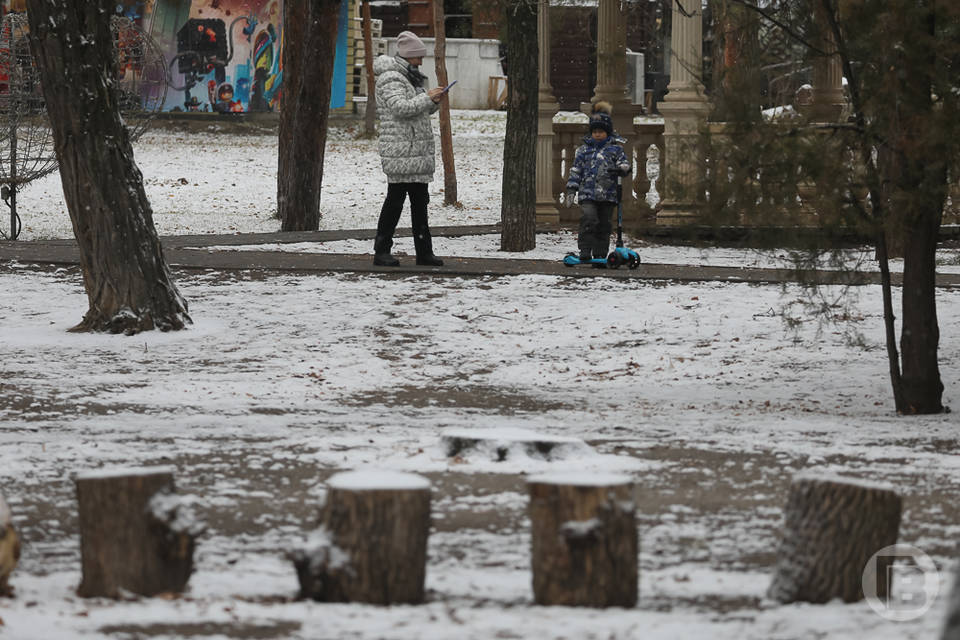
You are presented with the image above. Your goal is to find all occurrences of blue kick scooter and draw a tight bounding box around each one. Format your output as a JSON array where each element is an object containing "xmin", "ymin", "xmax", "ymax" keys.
[{"xmin": 563, "ymin": 174, "xmax": 640, "ymax": 269}]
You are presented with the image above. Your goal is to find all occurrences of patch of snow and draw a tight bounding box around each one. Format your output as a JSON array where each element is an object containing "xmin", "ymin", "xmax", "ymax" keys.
[
  {"xmin": 326, "ymin": 470, "xmax": 430, "ymax": 491},
  {"xmin": 529, "ymin": 472, "xmax": 633, "ymax": 487},
  {"xmin": 791, "ymin": 471, "xmax": 898, "ymax": 493},
  {"xmin": 559, "ymin": 518, "xmax": 603, "ymax": 538},
  {"xmin": 442, "ymin": 427, "xmax": 582, "ymax": 444},
  {"xmin": 74, "ymin": 465, "xmax": 176, "ymax": 481},
  {"xmin": 148, "ymin": 491, "xmax": 206, "ymax": 536},
  {"xmin": 296, "ymin": 526, "xmax": 352, "ymax": 572}
]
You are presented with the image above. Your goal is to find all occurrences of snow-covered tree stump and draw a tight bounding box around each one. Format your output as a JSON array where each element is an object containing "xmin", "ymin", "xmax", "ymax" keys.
[
  {"xmin": 528, "ymin": 473, "xmax": 637, "ymax": 607},
  {"xmin": 768, "ymin": 474, "xmax": 901, "ymax": 604},
  {"xmin": 942, "ymin": 564, "xmax": 960, "ymax": 640},
  {"xmin": 0, "ymin": 492, "xmax": 19, "ymax": 597},
  {"xmin": 75, "ymin": 467, "xmax": 201, "ymax": 598},
  {"xmin": 293, "ymin": 470, "xmax": 431, "ymax": 604},
  {"xmin": 441, "ymin": 427, "xmax": 591, "ymax": 462}
]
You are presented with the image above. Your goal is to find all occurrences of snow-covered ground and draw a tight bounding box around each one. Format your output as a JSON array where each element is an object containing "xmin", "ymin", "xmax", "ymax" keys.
[
  {"xmin": 13, "ymin": 110, "xmax": 508, "ymax": 240},
  {"xmin": 16, "ymin": 108, "xmax": 960, "ymax": 273},
  {"xmin": 1, "ymin": 110, "xmax": 959, "ymax": 639}
]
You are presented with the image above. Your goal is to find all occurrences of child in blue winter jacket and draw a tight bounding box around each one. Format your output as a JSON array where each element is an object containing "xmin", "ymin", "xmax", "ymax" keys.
[{"xmin": 565, "ymin": 102, "xmax": 631, "ymax": 264}]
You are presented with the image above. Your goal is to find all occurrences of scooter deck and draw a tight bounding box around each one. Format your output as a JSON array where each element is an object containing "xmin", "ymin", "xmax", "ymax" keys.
[
  {"xmin": 562, "ymin": 250, "xmax": 640, "ymax": 269},
  {"xmin": 562, "ymin": 254, "xmax": 608, "ymax": 267}
]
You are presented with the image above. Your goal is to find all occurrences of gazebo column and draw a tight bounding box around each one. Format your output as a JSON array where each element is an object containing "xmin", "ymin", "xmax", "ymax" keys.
[
  {"xmin": 536, "ymin": 0, "xmax": 559, "ymax": 224},
  {"xmin": 657, "ymin": 0, "xmax": 710, "ymax": 225},
  {"xmin": 809, "ymin": 1, "xmax": 845, "ymax": 122},
  {"xmin": 589, "ymin": 0, "xmax": 644, "ymax": 219},
  {"xmin": 591, "ymin": 0, "xmax": 631, "ymax": 119}
]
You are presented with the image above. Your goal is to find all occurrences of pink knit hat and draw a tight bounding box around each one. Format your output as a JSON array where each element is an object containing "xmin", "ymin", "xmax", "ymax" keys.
[{"xmin": 396, "ymin": 30, "xmax": 427, "ymax": 59}]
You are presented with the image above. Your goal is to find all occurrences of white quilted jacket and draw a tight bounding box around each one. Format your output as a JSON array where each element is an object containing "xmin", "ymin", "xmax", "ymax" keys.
[{"xmin": 374, "ymin": 55, "xmax": 439, "ymax": 183}]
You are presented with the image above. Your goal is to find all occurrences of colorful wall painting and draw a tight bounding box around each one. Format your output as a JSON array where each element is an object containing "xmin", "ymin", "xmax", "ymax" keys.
[
  {"xmin": 0, "ymin": 0, "xmax": 355, "ymax": 114},
  {"xmin": 145, "ymin": 0, "xmax": 283, "ymax": 113}
]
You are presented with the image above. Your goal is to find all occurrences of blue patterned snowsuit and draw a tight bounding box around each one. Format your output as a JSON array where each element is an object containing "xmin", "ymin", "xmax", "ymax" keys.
[{"xmin": 566, "ymin": 135, "xmax": 629, "ymax": 258}]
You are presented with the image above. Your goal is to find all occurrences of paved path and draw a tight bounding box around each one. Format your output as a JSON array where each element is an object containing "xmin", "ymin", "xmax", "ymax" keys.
[{"xmin": 3, "ymin": 225, "xmax": 960, "ymax": 288}]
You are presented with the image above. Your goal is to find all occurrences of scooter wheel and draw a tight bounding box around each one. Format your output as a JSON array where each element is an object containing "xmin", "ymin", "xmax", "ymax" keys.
[
  {"xmin": 607, "ymin": 252, "xmax": 621, "ymax": 269},
  {"xmin": 628, "ymin": 255, "xmax": 640, "ymax": 270}
]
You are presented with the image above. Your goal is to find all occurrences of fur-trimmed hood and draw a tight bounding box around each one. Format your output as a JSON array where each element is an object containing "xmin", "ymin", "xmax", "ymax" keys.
[{"xmin": 373, "ymin": 54, "xmax": 401, "ymax": 76}]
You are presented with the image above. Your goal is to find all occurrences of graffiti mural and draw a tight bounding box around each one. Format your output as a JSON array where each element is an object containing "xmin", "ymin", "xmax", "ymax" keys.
[
  {"xmin": 0, "ymin": 1, "xmax": 26, "ymax": 16},
  {"xmin": 0, "ymin": 0, "xmax": 355, "ymax": 114},
  {"xmin": 147, "ymin": 0, "xmax": 283, "ymax": 113}
]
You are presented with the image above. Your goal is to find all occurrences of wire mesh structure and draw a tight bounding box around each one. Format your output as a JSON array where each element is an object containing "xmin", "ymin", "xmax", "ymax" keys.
[
  {"xmin": 0, "ymin": 13, "xmax": 167, "ymax": 240},
  {"xmin": 0, "ymin": 12, "xmax": 52, "ymax": 240},
  {"xmin": 112, "ymin": 15, "xmax": 168, "ymax": 142}
]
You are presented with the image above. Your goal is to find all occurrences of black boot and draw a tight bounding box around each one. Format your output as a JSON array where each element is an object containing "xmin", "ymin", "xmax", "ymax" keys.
[
  {"xmin": 413, "ymin": 230, "xmax": 443, "ymax": 267},
  {"xmin": 417, "ymin": 255, "xmax": 444, "ymax": 266},
  {"xmin": 373, "ymin": 235, "xmax": 399, "ymax": 267}
]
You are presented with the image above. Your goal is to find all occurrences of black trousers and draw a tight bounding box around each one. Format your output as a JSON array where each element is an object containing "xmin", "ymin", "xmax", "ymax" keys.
[
  {"xmin": 578, "ymin": 200, "xmax": 615, "ymax": 258},
  {"xmin": 374, "ymin": 182, "xmax": 434, "ymax": 257}
]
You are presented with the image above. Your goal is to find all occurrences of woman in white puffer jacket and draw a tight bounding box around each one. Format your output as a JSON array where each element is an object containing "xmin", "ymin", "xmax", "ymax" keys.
[{"xmin": 372, "ymin": 31, "xmax": 446, "ymax": 267}]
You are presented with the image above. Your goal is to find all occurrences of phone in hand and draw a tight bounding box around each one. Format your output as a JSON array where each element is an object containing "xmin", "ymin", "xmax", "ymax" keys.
[{"xmin": 440, "ymin": 80, "xmax": 457, "ymax": 94}]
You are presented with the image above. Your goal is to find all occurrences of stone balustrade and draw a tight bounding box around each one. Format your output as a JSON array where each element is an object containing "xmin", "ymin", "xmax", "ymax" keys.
[{"xmin": 550, "ymin": 121, "xmax": 665, "ymax": 224}]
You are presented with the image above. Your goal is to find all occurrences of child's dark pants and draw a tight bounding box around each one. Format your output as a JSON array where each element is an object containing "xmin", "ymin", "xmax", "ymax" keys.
[{"xmin": 578, "ymin": 200, "xmax": 615, "ymax": 259}]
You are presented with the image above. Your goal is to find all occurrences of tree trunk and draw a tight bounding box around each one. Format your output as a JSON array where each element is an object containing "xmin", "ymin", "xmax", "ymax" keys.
[
  {"xmin": 899, "ymin": 198, "xmax": 945, "ymax": 413},
  {"xmin": 499, "ymin": 0, "xmax": 538, "ymax": 252},
  {"xmin": 527, "ymin": 473, "xmax": 637, "ymax": 607},
  {"xmin": 361, "ymin": 0, "xmax": 378, "ymax": 135},
  {"xmin": 889, "ymin": 3, "xmax": 945, "ymax": 414},
  {"xmin": 278, "ymin": 0, "xmax": 342, "ymax": 231},
  {"xmin": 433, "ymin": 0, "xmax": 458, "ymax": 205},
  {"xmin": 26, "ymin": 0, "xmax": 190, "ymax": 335},
  {"xmin": 768, "ymin": 475, "xmax": 901, "ymax": 604},
  {"xmin": 293, "ymin": 471, "xmax": 431, "ymax": 604},
  {"xmin": 715, "ymin": 0, "xmax": 762, "ymax": 121},
  {"xmin": 875, "ymin": 233, "xmax": 907, "ymax": 411},
  {"xmin": 75, "ymin": 468, "xmax": 200, "ymax": 598}
]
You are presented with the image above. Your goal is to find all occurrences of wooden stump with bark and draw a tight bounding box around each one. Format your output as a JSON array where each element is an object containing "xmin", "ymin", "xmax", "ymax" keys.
[
  {"xmin": 528, "ymin": 473, "xmax": 637, "ymax": 607},
  {"xmin": 441, "ymin": 427, "xmax": 591, "ymax": 462},
  {"xmin": 293, "ymin": 470, "xmax": 431, "ymax": 604},
  {"xmin": 0, "ymin": 492, "xmax": 20, "ymax": 597},
  {"xmin": 768, "ymin": 474, "xmax": 902, "ymax": 604},
  {"xmin": 75, "ymin": 467, "xmax": 201, "ymax": 598}
]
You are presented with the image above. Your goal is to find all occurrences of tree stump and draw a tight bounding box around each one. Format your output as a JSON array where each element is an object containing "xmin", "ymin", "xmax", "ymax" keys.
[
  {"xmin": 0, "ymin": 492, "xmax": 20, "ymax": 597},
  {"xmin": 942, "ymin": 564, "xmax": 960, "ymax": 640},
  {"xmin": 441, "ymin": 427, "xmax": 591, "ymax": 462},
  {"xmin": 528, "ymin": 473, "xmax": 637, "ymax": 607},
  {"xmin": 768, "ymin": 474, "xmax": 902, "ymax": 604},
  {"xmin": 75, "ymin": 467, "xmax": 202, "ymax": 598},
  {"xmin": 292, "ymin": 470, "xmax": 431, "ymax": 604}
]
